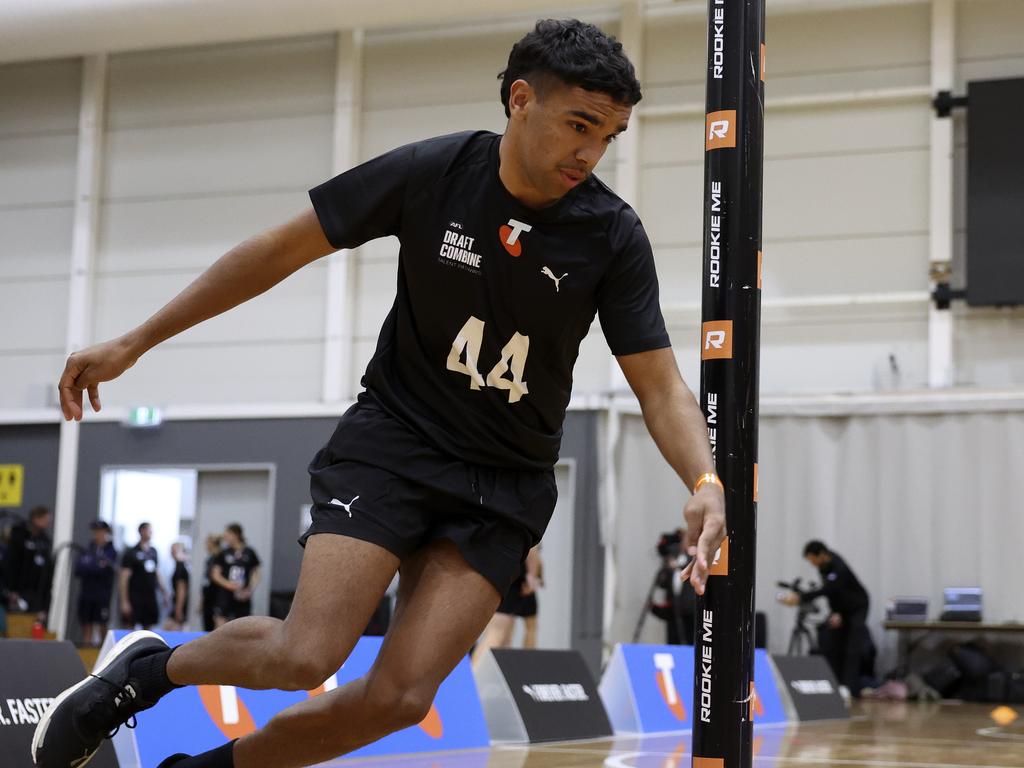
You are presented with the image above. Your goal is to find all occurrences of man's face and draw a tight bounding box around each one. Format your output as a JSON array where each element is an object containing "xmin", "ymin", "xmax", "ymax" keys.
[
  {"xmin": 91, "ymin": 528, "xmax": 108, "ymax": 545},
  {"xmin": 32, "ymin": 513, "xmax": 51, "ymax": 531},
  {"xmin": 805, "ymin": 553, "xmax": 826, "ymax": 569},
  {"xmin": 139, "ymin": 525, "xmax": 151, "ymax": 544},
  {"xmin": 507, "ymin": 78, "xmax": 631, "ymax": 205}
]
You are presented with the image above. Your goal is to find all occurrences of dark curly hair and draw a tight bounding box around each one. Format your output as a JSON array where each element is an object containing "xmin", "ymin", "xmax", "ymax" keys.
[{"xmin": 498, "ymin": 19, "xmax": 642, "ymax": 118}]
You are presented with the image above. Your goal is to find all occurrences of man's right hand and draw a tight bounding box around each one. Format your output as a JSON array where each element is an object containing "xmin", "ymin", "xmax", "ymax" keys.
[
  {"xmin": 58, "ymin": 336, "xmax": 140, "ymax": 420},
  {"xmin": 121, "ymin": 602, "xmax": 132, "ymax": 620}
]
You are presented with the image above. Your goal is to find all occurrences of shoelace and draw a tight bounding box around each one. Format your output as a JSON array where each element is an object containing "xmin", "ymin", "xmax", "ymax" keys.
[{"xmin": 87, "ymin": 675, "xmax": 140, "ymax": 737}]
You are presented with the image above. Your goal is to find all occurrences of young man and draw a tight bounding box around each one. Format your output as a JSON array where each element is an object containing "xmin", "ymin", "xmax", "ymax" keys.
[
  {"xmin": 119, "ymin": 522, "xmax": 168, "ymax": 631},
  {"xmin": 784, "ymin": 540, "xmax": 873, "ymax": 695},
  {"xmin": 163, "ymin": 542, "xmax": 191, "ymax": 631},
  {"xmin": 4, "ymin": 505, "xmax": 53, "ymax": 617},
  {"xmin": 34, "ymin": 19, "xmax": 725, "ymax": 768},
  {"xmin": 75, "ymin": 520, "xmax": 118, "ymax": 646},
  {"xmin": 210, "ymin": 524, "xmax": 261, "ymax": 628}
]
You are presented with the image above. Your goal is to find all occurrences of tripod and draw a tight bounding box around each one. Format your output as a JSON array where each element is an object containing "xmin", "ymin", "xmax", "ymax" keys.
[
  {"xmin": 633, "ymin": 562, "xmax": 688, "ymax": 644},
  {"xmin": 778, "ymin": 578, "xmax": 819, "ymax": 656},
  {"xmin": 786, "ymin": 603, "xmax": 818, "ymax": 656}
]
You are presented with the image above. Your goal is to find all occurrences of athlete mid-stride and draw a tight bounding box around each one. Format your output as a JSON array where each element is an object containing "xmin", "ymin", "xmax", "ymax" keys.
[{"xmin": 35, "ymin": 19, "xmax": 725, "ymax": 768}]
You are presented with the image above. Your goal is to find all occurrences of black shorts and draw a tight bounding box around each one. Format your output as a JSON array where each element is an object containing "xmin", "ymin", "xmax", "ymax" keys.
[
  {"xmin": 125, "ymin": 596, "xmax": 159, "ymax": 628},
  {"xmin": 214, "ymin": 592, "xmax": 252, "ymax": 621},
  {"xmin": 498, "ymin": 579, "xmax": 538, "ymax": 618},
  {"xmin": 299, "ymin": 395, "xmax": 557, "ymax": 596},
  {"xmin": 77, "ymin": 597, "xmax": 110, "ymax": 624}
]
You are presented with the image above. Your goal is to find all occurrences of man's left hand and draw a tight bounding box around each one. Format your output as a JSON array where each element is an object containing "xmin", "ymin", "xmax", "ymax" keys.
[{"xmin": 678, "ymin": 484, "xmax": 726, "ymax": 595}]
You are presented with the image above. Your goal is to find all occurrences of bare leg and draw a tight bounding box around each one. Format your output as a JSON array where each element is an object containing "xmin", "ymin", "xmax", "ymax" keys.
[
  {"xmin": 233, "ymin": 539, "xmax": 500, "ymax": 768},
  {"xmin": 166, "ymin": 535, "xmax": 399, "ymax": 691},
  {"xmin": 522, "ymin": 615, "xmax": 538, "ymax": 649},
  {"xmin": 471, "ymin": 612, "xmax": 515, "ymax": 667}
]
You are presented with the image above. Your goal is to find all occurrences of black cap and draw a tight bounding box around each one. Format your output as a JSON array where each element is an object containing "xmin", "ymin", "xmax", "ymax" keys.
[{"xmin": 89, "ymin": 519, "xmax": 111, "ymax": 531}]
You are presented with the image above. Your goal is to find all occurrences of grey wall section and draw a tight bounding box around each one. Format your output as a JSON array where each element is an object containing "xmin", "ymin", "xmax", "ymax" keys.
[
  {"xmin": 561, "ymin": 411, "xmax": 604, "ymax": 675},
  {"xmin": 74, "ymin": 418, "xmax": 339, "ymax": 593},
  {"xmin": 0, "ymin": 424, "xmax": 60, "ymax": 519}
]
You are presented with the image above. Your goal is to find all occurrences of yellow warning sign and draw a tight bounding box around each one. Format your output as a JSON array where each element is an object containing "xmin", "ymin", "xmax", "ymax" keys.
[{"xmin": 0, "ymin": 464, "xmax": 24, "ymax": 508}]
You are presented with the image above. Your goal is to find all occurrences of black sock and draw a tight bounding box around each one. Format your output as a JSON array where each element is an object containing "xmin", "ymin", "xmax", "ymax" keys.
[
  {"xmin": 128, "ymin": 647, "xmax": 181, "ymax": 700},
  {"xmin": 170, "ymin": 740, "xmax": 236, "ymax": 768}
]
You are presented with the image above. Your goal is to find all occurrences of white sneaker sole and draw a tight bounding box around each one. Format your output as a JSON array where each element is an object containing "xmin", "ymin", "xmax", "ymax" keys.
[{"xmin": 32, "ymin": 630, "xmax": 167, "ymax": 767}]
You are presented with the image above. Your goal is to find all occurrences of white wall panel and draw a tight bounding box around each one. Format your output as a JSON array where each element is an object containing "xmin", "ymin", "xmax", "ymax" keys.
[
  {"xmin": 0, "ymin": 59, "xmax": 81, "ymax": 136},
  {"xmin": 0, "ymin": 279, "xmax": 70, "ymax": 351},
  {"xmin": 105, "ymin": 37, "xmax": 336, "ymax": 129},
  {"xmin": 103, "ymin": 115, "xmax": 331, "ymax": 201},
  {"xmin": 0, "ymin": 134, "xmax": 79, "ymax": 207},
  {"xmin": 92, "ymin": 263, "xmax": 327, "ymax": 345},
  {"xmin": 0, "ymin": 58, "xmax": 79, "ymax": 408},
  {"xmin": 97, "ymin": 191, "xmax": 313, "ymax": 273},
  {"xmin": 0, "ymin": 353, "xmax": 67, "ymax": 409},
  {"xmin": 96, "ymin": 341, "xmax": 325, "ymax": 406},
  {"xmin": 2, "ymin": 206, "xmax": 76, "ymax": 278},
  {"xmin": 95, "ymin": 36, "xmax": 335, "ymax": 407}
]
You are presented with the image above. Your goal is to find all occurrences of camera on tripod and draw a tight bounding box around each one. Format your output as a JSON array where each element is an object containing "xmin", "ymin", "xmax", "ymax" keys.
[{"xmin": 776, "ymin": 577, "xmax": 821, "ymax": 655}]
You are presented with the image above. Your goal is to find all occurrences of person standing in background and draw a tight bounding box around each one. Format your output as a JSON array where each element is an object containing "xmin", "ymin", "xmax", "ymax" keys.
[
  {"xmin": 75, "ymin": 520, "xmax": 118, "ymax": 646},
  {"xmin": 120, "ymin": 522, "xmax": 167, "ymax": 630},
  {"xmin": 164, "ymin": 542, "xmax": 191, "ymax": 631},
  {"xmin": 472, "ymin": 545, "xmax": 543, "ymax": 666},
  {"xmin": 200, "ymin": 535, "xmax": 221, "ymax": 632},
  {"xmin": 211, "ymin": 524, "xmax": 261, "ymax": 627},
  {"xmin": 4, "ymin": 506, "xmax": 53, "ymax": 620}
]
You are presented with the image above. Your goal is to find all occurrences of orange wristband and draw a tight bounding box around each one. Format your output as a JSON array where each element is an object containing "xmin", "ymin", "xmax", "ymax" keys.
[{"xmin": 694, "ymin": 472, "xmax": 723, "ymax": 493}]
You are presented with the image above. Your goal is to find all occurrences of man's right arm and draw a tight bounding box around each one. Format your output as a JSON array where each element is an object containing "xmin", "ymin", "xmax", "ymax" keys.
[{"xmin": 58, "ymin": 208, "xmax": 334, "ymax": 421}]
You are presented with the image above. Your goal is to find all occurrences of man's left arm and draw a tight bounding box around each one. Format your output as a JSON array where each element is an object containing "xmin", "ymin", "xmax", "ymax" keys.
[{"xmin": 617, "ymin": 347, "xmax": 726, "ymax": 595}]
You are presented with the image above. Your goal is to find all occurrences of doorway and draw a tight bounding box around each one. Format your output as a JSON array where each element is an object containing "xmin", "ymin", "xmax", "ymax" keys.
[{"xmin": 98, "ymin": 465, "xmax": 274, "ymax": 628}]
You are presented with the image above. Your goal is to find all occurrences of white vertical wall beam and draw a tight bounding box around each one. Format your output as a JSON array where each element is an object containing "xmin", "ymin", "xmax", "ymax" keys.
[
  {"xmin": 51, "ymin": 54, "xmax": 107, "ymax": 639},
  {"xmin": 610, "ymin": 0, "xmax": 644, "ymax": 394},
  {"xmin": 928, "ymin": 0, "xmax": 955, "ymax": 387},
  {"xmin": 322, "ymin": 30, "xmax": 364, "ymax": 402}
]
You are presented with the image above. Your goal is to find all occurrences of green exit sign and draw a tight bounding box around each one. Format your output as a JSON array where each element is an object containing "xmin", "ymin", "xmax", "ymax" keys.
[{"xmin": 126, "ymin": 406, "xmax": 163, "ymax": 428}]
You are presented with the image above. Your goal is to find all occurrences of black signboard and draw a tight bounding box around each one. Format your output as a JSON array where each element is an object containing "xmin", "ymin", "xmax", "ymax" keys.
[
  {"xmin": 0, "ymin": 639, "xmax": 118, "ymax": 767},
  {"xmin": 770, "ymin": 654, "xmax": 848, "ymax": 722},
  {"xmin": 489, "ymin": 649, "xmax": 611, "ymax": 743}
]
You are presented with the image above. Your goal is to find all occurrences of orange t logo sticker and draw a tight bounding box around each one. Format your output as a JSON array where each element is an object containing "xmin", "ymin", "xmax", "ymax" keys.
[
  {"xmin": 499, "ymin": 218, "xmax": 532, "ymax": 257},
  {"xmin": 705, "ymin": 110, "xmax": 737, "ymax": 151}
]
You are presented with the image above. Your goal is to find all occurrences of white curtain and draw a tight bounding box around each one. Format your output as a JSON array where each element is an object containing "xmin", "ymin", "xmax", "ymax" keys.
[{"xmin": 607, "ymin": 402, "xmax": 1024, "ymax": 671}]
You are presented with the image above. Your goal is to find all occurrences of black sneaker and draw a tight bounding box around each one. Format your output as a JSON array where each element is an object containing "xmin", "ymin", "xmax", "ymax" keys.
[
  {"xmin": 157, "ymin": 755, "xmax": 191, "ymax": 767},
  {"xmin": 32, "ymin": 630, "xmax": 170, "ymax": 767}
]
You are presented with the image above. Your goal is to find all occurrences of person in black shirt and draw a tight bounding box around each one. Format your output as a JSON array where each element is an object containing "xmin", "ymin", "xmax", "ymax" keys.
[
  {"xmin": 783, "ymin": 540, "xmax": 875, "ymax": 695},
  {"xmin": 75, "ymin": 520, "xmax": 117, "ymax": 646},
  {"xmin": 39, "ymin": 20, "xmax": 726, "ymax": 768},
  {"xmin": 211, "ymin": 524, "xmax": 261, "ymax": 627},
  {"xmin": 119, "ymin": 522, "xmax": 167, "ymax": 630},
  {"xmin": 4, "ymin": 506, "xmax": 53, "ymax": 618},
  {"xmin": 200, "ymin": 534, "xmax": 222, "ymax": 632},
  {"xmin": 164, "ymin": 542, "xmax": 191, "ymax": 631}
]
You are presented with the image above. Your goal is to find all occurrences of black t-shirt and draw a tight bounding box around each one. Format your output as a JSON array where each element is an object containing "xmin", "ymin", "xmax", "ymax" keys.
[
  {"xmin": 121, "ymin": 544, "xmax": 159, "ymax": 602},
  {"xmin": 214, "ymin": 547, "xmax": 260, "ymax": 596},
  {"xmin": 310, "ymin": 131, "xmax": 670, "ymax": 469},
  {"xmin": 76, "ymin": 541, "xmax": 118, "ymax": 601},
  {"xmin": 804, "ymin": 552, "xmax": 870, "ymax": 617},
  {"xmin": 171, "ymin": 561, "xmax": 190, "ymax": 617}
]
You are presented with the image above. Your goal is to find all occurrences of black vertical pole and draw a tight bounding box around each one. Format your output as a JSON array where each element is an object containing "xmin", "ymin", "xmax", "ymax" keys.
[{"xmin": 692, "ymin": 1, "xmax": 764, "ymax": 767}]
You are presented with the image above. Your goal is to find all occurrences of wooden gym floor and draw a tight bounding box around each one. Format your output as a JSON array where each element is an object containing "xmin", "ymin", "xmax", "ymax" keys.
[{"xmin": 326, "ymin": 701, "xmax": 1024, "ymax": 768}]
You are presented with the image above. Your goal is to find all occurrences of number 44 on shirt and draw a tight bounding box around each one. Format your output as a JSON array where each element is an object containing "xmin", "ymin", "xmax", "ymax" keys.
[{"xmin": 447, "ymin": 315, "xmax": 529, "ymax": 404}]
